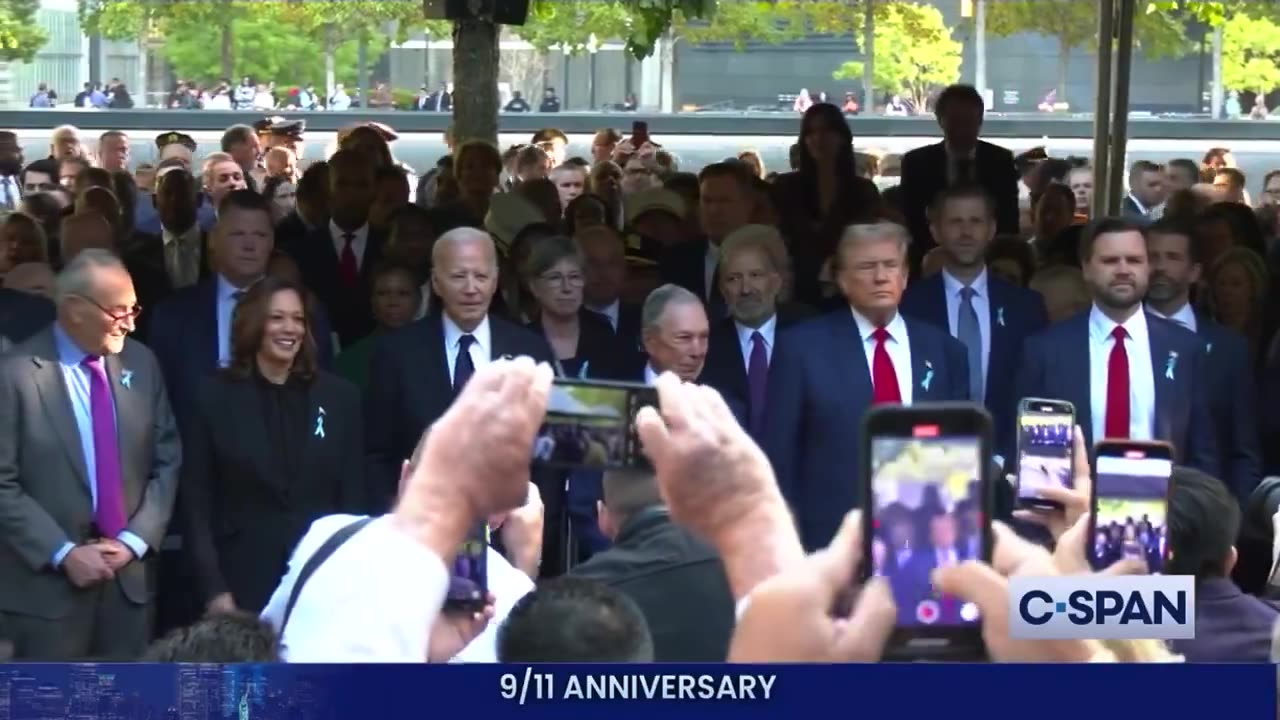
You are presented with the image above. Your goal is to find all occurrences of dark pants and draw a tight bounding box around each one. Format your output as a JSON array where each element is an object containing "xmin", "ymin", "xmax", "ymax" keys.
[{"xmin": 1, "ymin": 580, "xmax": 150, "ymax": 660}]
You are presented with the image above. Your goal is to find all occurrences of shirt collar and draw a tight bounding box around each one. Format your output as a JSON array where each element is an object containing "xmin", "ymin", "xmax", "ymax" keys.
[
  {"xmin": 329, "ymin": 220, "xmax": 369, "ymax": 242},
  {"xmin": 736, "ymin": 313, "xmax": 777, "ymax": 347},
  {"xmin": 941, "ymin": 267, "xmax": 989, "ymax": 298},
  {"xmin": 52, "ymin": 323, "xmax": 89, "ymax": 364},
  {"xmin": 1088, "ymin": 304, "xmax": 1148, "ymax": 343},
  {"xmin": 1127, "ymin": 193, "xmax": 1149, "ymax": 214},
  {"xmin": 850, "ymin": 307, "xmax": 907, "ymax": 343},
  {"xmin": 1145, "ymin": 301, "xmax": 1196, "ymax": 331},
  {"xmin": 643, "ymin": 364, "xmax": 660, "ymax": 385},
  {"xmin": 442, "ymin": 312, "xmax": 491, "ymax": 354},
  {"xmin": 216, "ymin": 274, "xmax": 257, "ymax": 302},
  {"xmin": 162, "ymin": 224, "xmax": 199, "ymax": 247},
  {"xmin": 944, "ymin": 142, "xmax": 976, "ymax": 161}
]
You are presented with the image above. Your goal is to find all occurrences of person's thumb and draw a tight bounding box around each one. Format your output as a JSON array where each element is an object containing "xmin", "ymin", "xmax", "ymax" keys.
[
  {"xmin": 810, "ymin": 510, "xmax": 863, "ymax": 602},
  {"xmin": 933, "ymin": 560, "xmax": 1009, "ymax": 624}
]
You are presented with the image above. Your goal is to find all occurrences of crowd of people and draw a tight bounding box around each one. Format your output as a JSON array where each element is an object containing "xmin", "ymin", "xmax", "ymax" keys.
[{"xmin": 1, "ymin": 80, "xmax": 1280, "ymax": 665}]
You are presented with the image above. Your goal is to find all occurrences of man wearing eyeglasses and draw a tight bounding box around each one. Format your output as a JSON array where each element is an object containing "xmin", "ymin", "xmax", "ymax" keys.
[{"xmin": 0, "ymin": 248, "xmax": 179, "ymax": 659}]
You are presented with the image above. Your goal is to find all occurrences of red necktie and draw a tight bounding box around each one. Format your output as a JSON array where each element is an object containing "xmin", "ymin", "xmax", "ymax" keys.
[
  {"xmin": 339, "ymin": 233, "xmax": 359, "ymax": 288},
  {"xmin": 1104, "ymin": 325, "xmax": 1130, "ymax": 438},
  {"xmin": 871, "ymin": 326, "xmax": 901, "ymax": 405}
]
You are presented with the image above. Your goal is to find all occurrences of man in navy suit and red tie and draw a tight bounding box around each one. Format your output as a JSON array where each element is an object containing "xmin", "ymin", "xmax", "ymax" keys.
[
  {"xmin": 765, "ymin": 222, "xmax": 971, "ymax": 550},
  {"xmin": 1012, "ymin": 218, "xmax": 1217, "ymax": 472}
]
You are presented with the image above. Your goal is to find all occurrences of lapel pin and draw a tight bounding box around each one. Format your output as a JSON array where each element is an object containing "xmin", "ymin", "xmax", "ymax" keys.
[
  {"xmin": 578, "ymin": 361, "xmax": 590, "ymax": 379},
  {"xmin": 314, "ymin": 406, "xmax": 326, "ymax": 439},
  {"xmin": 996, "ymin": 307, "xmax": 1006, "ymax": 327},
  {"xmin": 921, "ymin": 360, "xmax": 934, "ymax": 392},
  {"xmin": 120, "ymin": 369, "xmax": 133, "ymax": 389},
  {"xmin": 1205, "ymin": 342, "xmax": 1213, "ymax": 354},
  {"xmin": 1164, "ymin": 351, "xmax": 1178, "ymax": 381}
]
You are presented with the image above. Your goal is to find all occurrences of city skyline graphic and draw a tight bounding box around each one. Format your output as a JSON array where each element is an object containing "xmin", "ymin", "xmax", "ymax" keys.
[{"xmin": 0, "ymin": 664, "xmax": 337, "ymax": 720}]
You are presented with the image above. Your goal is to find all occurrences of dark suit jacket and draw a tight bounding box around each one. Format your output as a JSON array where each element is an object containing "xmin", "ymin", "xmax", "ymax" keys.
[
  {"xmin": 899, "ymin": 272, "xmax": 1048, "ymax": 437},
  {"xmin": 0, "ymin": 289, "xmax": 54, "ymax": 344},
  {"xmin": 364, "ymin": 310, "xmax": 555, "ymax": 508},
  {"xmin": 1120, "ymin": 196, "xmax": 1154, "ymax": 225},
  {"xmin": 287, "ymin": 225, "xmax": 385, "ymax": 349},
  {"xmin": 0, "ymin": 329, "xmax": 180, "ymax": 618},
  {"xmin": 181, "ymin": 371, "xmax": 364, "ymax": 612},
  {"xmin": 899, "ymin": 141, "xmax": 1020, "ymax": 270},
  {"xmin": 145, "ymin": 278, "xmax": 336, "ymax": 428},
  {"xmin": 1169, "ymin": 577, "xmax": 1279, "ymax": 662},
  {"xmin": 764, "ymin": 310, "xmax": 971, "ymax": 550},
  {"xmin": 659, "ymin": 238, "xmax": 726, "ymax": 318},
  {"xmin": 570, "ymin": 507, "xmax": 735, "ymax": 661},
  {"xmin": 528, "ymin": 309, "xmax": 633, "ymax": 381},
  {"xmin": 1195, "ymin": 317, "xmax": 1261, "ymax": 506},
  {"xmin": 1010, "ymin": 311, "xmax": 1217, "ymax": 473}
]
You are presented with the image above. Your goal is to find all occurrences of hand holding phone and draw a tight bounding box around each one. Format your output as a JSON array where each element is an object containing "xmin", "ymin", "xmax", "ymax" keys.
[
  {"xmin": 1090, "ymin": 440, "xmax": 1173, "ymax": 574},
  {"xmin": 445, "ymin": 523, "xmax": 489, "ymax": 611}
]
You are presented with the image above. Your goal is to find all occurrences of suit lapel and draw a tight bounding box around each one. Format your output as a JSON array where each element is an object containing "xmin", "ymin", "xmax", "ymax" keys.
[
  {"xmin": 905, "ymin": 319, "xmax": 936, "ymax": 401},
  {"xmin": 31, "ymin": 349, "xmax": 90, "ymax": 489},
  {"xmin": 199, "ymin": 281, "xmax": 221, "ymax": 372},
  {"xmin": 1067, "ymin": 316, "xmax": 1094, "ymax": 444},
  {"xmin": 986, "ymin": 280, "xmax": 1010, "ymax": 400},
  {"xmin": 925, "ymin": 276, "xmax": 949, "ymax": 330},
  {"xmin": 832, "ymin": 313, "xmax": 874, "ymax": 406},
  {"xmin": 104, "ymin": 353, "xmax": 137, "ymax": 502},
  {"xmin": 300, "ymin": 381, "xmax": 325, "ymax": 496},
  {"xmin": 1146, "ymin": 317, "xmax": 1172, "ymax": 442}
]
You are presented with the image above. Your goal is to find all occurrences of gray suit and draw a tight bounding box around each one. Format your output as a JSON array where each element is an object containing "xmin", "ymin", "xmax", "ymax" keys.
[{"xmin": 0, "ymin": 326, "xmax": 181, "ymax": 659}]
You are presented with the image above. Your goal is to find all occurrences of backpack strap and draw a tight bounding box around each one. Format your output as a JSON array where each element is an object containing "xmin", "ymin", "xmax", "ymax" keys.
[{"xmin": 278, "ymin": 517, "xmax": 376, "ymax": 638}]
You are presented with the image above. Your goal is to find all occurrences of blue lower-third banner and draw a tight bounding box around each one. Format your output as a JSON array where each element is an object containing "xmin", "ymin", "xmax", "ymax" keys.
[{"xmin": 0, "ymin": 663, "xmax": 1272, "ymax": 719}]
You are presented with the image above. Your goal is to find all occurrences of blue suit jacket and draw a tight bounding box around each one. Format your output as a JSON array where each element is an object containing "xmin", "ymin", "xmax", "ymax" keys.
[
  {"xmin": 764, "ymin": 310, "xmax": 971, "ymax": 551},
  {"xmin": 1194, "ymin": 317, "xmax": 1261, "ymax": 506},
  {"xmin": 1010, "ymin": 311, "xmax": 1217, "ymax": 474},
  {"xmin": 900, "ymin": 272, "xmax": 1048, "ymax": 438},
  {"xmin": 1169, "ymin": 578, "xmax": 1278, "ymax": 663}
]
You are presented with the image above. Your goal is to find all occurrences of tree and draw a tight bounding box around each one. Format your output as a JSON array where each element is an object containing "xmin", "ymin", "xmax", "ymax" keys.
[
  {"xmin": 0, "ymin": 0, "xmax": 47, "ymax": 63},
  {"xmin": 1220, "ymin": 11, "xmax": 1280, "ymax": 95},
  {"xmin": 832, "ymin": 2, "xmax": 960, "ymax": 111}
]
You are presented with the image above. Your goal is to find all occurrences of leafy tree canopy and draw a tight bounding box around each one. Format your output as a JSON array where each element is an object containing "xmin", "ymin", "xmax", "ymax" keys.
[
  {"xmin": 0, "ymin": 0, "xmax": 47, "ymax": 63},
  {"xmin": 833, "ymin": 1, "xmax": 961, "ymax": 110}
]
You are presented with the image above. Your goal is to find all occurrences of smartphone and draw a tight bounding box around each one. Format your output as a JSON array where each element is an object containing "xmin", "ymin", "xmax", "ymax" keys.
[
  {"xmin": 1014, "ymin": 398, "xmax": 1075, "ymax": 509},
  {"xmin": 1090, "ymin": 440, "xmax": 1173, "ymax": 574},
  {"xmin": 532, "ymin": 378, "xmax": 657, "ymax": 471},
  {"xmin": 861, "ymin": 403, "xmax": 992, "ymax": 662},
  {"xmin": 631, "ymin": 121, "xmax": 650, "ymax": 147},
  {"xmin": 445, "ymin": 523, "xmax": 488, "ymax": 611}
]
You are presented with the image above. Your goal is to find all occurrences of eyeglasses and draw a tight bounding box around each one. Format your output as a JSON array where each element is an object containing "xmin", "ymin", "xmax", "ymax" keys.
[{"xmin": 73, "ymin": 293, "xmax": 142, "ymax": 323}]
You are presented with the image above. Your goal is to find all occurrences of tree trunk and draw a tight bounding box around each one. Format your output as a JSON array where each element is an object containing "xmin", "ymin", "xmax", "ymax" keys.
[
  {"xmin": 1056, "ymin": 36, "xmax": 1070, "ymax": 101},
  {"xmin": 357, "ymin": 33, "xmax": 368, "ymax": 107},
  {"xmin": 324, "ymin": 24, "xmax": 336, "ymax": 99},
  {"xmin": 453, "ymin": 19, "xmax": 500, "ymax": 145},
  {"xmin": 220, "ymin": 21, "xmax": 233, "ymax": 81},
  {"xmin": 1210, "ymin": 23, "xmax": 1224, "ymax": 119}
]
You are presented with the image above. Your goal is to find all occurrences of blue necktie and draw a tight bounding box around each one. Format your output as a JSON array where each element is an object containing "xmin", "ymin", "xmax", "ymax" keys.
[
  {"xmin": 958, "ymin": 286, "xmax": 983, "ymax": 402},
  {"xmin": 453, "ymin": 334, "xmax": 476, "ymax": 393},
  {"xmin": 747, "ymin": 331, "xmax": 768, "ymax": 436}
]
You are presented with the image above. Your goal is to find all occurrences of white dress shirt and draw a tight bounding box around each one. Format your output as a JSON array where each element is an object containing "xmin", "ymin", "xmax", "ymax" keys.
[
  {"xmin": 643, "ymin": 363, "xmax": 659, "ymax": 385},
  {"xmin": 1146, "ymin": 302, "xmax": 1197, "ymax": 333},
  {"xmin": 587, "ymin": 299, "xmax": 620, "ymax": 331},
  {"xmin": 850, "ymin": 308, "xmax": 913, "ymax": 405},
  {"xmin": 736, "ymin": 314, "xmax": 777, "ymax": 371},
  {"xmin": 443, "ymin": 313, "xmax": 492, "ymax": 384},
  {"xmin": 215, "ymin": 274, "xmax": 251, "ymax": 367},
  {"xmin": 1126, "ymin": 193, "xmax": 1151, "ymax": 217},
  {"xmin": 0, "ymin": 175, "xmax": 19, "ymax": 209},
  {"xmin": 1087, "ymin": 305, "xmax": 1156, "ymax": 445},
  {"xmin": 330, "ymin": 221, "xmax": 370, "ymax": 270},
  {"xmin": 941, "ymin": 268, "xmax": 991, "ymax": 385},
  {"xmin": 260, "ymin": 514, "xmax": 449, "ymax": 662}
]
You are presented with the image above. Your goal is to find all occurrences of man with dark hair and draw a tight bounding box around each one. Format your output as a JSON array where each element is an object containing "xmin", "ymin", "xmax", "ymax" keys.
[
  {"xmin": 142, "ymin": 612, "xmax": 278, "ymax": 662},
  {"xmin": 1012, "ymin": 217, "xmax": 1216, "ymax": 471},
  {"xmin": 1123, "ymin": 160, "xmax": 1166, "ymax": 222},
  {"xmin": 20, "ymin": 158, "xmax": 59, "ymax": 196},
  {"xmin": 659, "ymin": 161, "xmax": 753, "ymax": 316},
  {"xmin": 1144, "ymin": 220, "xmax": 1258, "ymax": 505},
  {"xmin": 1165, "ymin": 158, "xmax": 1199, "ymax": 191},
  {"xmin": 220, "ymin": 124, "xmax": 261, "ymax": 192},
  {"xmin": 1212, "ymin": 167, "xmax": 1247, "ymax": 204},
  {"xmin": 498, "ymin": 576, "xmax": 653, "ymax": 662},
  {"xmin": 1166, "ymin": 466, "xmax": 1278, "ymax": 662}
]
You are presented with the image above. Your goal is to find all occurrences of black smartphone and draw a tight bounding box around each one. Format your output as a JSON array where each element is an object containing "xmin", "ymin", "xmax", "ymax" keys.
[
  {"xmin": 861, "ymin": 403, "xmax": 992, "ymax": 662},
  {"xmin": 631, "ymin": 121, "xmax": 650, "ymax": 147},
  {"xmin": 1090, "ymin": 440, "xmax": 1173, "ymax": 574},
  {"xmin": 1014, "ymin": 398, "xmax": 1075, "ymax": 509},
  {"xmin": 532, "ymin": 378, "xmax": 657, "ymax": 471},
  {"xmin": 444, "ymin": 522, "xmax": 488, "ymax": 611}
]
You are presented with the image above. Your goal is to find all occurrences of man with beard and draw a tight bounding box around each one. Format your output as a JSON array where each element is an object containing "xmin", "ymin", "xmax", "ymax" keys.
[
  {"xmin": 0, "ymin": 131, "xmax": 23, "ymax": 211},
  {"xmin": 1144, "ymin": 220, "xmax": 1258, "ymax": 505},
  {"xmin": 1012, "ymin": 218, "xmax": 1216, "ymax": 473}
]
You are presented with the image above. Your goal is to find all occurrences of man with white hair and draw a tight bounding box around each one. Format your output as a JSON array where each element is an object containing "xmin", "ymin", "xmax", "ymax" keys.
[
  {"xmin": 0, "ymin": 250, "xmax": 180, "ymax": 658},
  {"xmin": 765, "ymin": 222, "xmax": 971, "ymax": 550},
  {"xmin": 49, "ymin": 125, "xmax": 82, "ymax": 162}
]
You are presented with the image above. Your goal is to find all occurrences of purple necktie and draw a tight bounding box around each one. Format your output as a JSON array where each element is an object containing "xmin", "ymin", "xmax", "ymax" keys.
[
  {"xmin": 81, "ymin": 356, "xmax": 126, "ymax": 538},
  {"xmin": 747, "ymin": 331, "xmax": 768, "ymax": 436}
]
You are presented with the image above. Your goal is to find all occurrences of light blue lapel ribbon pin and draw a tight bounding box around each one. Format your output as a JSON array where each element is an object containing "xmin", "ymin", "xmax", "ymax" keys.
[
  {"xmin": 1205, "ymin": 342, "xmax": 1213, "ymax": 354},
  {"xmin": 120, "ymin": 369, "xmax": 133, "ymax": 389},
  {"xmin": 577, "ymin": 361, "xmax": 590, "ymax": 379},
  {"xmin": 314, "ymin": 406, "xmax": 326, "ymax": 439},
  {"xmin": 921, "ymin": 360, "xmax": 934, "ymax": 392},
  {"xmin": 1164, "ymin": 351, "xmax": 1178, "ymax": 381},
  {"xmin": 996, "ymin": 307, "xmax": 1006, "ymax": 327}
]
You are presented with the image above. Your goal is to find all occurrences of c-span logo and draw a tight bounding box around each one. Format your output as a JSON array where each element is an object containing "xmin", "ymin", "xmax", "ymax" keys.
[{"xmin": 1009, "ymin": 575, "xmax": 1195, "ymax": 640}]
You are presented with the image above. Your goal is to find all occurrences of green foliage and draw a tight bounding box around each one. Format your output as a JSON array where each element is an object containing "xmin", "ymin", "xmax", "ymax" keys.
[
  {"xmin": 832, "ymin": 2, "xmax": 961, "ymax": 110},
  {"xmin": 0, "ymin": 0, "xmax": 46, "ymax": 62},
  {"xmin": 520, "ymin": 0, "xmax": 632, "ymax": 54},
  {"xmin": 1221, "ymin": 10, "xmax": 1280, "ymax": 94}
]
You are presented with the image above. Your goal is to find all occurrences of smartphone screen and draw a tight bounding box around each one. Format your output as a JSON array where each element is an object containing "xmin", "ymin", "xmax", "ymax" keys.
[
  {"xmin": 1091, "ymin": 445, "xmax": 1172, "ymax": 573},
  {"xmin": 533, "ymin": 379, "xmax": 656, "ymax": 471},
  {"xmin": 1015, "ymin": 402, "xmax": 1075, "ymax": 506},
  {"xmin": 445, "ymin": 523, "xmax": 488, "ymax": 610},
  {"xmin": 870, "ymin": 432, "xmax": 984, "ymax": 629}
]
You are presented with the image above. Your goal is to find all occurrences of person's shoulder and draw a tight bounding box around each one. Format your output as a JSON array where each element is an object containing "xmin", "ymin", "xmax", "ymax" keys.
[
  {"xmin": 902, "ymin": 143, "xmax": 942, "ymax": 161},
  {"xmin": 0, "ymin": 287, "xmax": 53, "ymax": 314},
  {"xmin": 978, "ymin": 140, "xmax": 1015, "ymax": 160},
  {"xmin": 492, "ymin": 314, "xmax": 554, "ymax": 359}
]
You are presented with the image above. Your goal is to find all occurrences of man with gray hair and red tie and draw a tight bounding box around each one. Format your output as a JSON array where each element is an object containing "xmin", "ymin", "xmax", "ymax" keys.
[{"xmin": 0, "ymin": 248, "xmax": 180, "ymax": 659}]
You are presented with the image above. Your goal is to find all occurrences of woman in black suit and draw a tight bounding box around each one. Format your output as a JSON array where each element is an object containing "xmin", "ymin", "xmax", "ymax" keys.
[{"xmin": 182, "ymin": 275, "xmax": 365, "ymax": 616}]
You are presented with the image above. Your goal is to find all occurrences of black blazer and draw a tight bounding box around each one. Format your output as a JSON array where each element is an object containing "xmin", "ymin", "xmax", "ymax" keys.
[
  {"xmin": 120, "ymin": 230, "xmax": 212, "ymax": 338},
  {"xmin": 659, "ymin": 238, "xmax": 726, "ymax": 318},
  {"xmin": 0, "ymin": 288, "xmax": 54, "ymax": 344},
  {"xmin": 528, "ymin": 308, "xmax": 634, "ymax": 381},
  {"xmin": 181, "ymin": 371, "xmax": 364, "ymax": 613},
  {"xmin": 364, "ymin": 310, "xmax": 556, "ymax": 507},
  {"xmin": 287, "ymin": 225, "xmax": 385, "ymax": 349}
]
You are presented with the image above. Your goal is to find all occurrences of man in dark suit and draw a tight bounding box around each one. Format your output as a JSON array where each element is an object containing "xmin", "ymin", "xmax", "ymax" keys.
[
  {"xmin": 580, "ymin": 226, "xmax": 642, "ymax": 350},
  {"xmin": 897, "ymin": 511, "xmax": 969, "ymax": 626},
  {"xmin": 901, "ymin": 185, "xmax": 1048, "ymax": 439},
  {"xmin": 0, "ymin": 286, "xmax": 54, "ymax": 344},
  {"xmin": 765, "ymin": 222, "xmax": 971, "ymax": 550},
  {"xmin": 0, "ymin": 250, "xmax": 180, "ymax": 659},
  {"xmin": 121, "ymin": 168, "xmax": 210, "ymax": 335},
  {"xmin": 288, "ymin": 149, "xmax": 384, "ymax": 349},
  {"xmin": 1121, "ymin": 160, "xmax": 1167, "ymax": 224},
  {"xmin": 700, "ymin": 224, "xmax": 812, "ymax": 442},
  {"xmin": 1165, "ymin": 467, "xmax": 1278, "ymax": 662},
  {"xmin": 659, "ymin": 162, "xmax": 754, "ymax": 318},
  {"xmin": 899, "ymin": 84, "xmax": 1019, "ymax": 272},
  {"xmin": 1012, "ymin": 218, "xmax": 1217, "ymax": 474},
  {"xmin": 570, "ymin": 468, "xmax": 734, "ymax": 661},
  {"xmin": 1145, "ymin": 219, "xmax": 1259, "ymax": 506}
]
